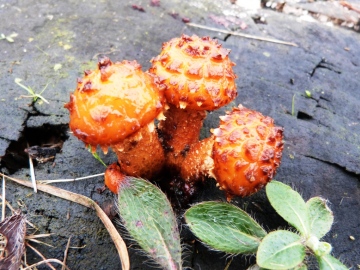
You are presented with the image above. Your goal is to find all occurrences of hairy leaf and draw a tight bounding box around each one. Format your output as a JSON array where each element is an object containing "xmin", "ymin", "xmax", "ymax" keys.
[
  {"xmin": 257, "ymin": 230, "xmax": 305, "ymax": 269},
  {"xmin": 185, "ymin": 201, "xmax": 266, "ymax": 254},
  {"xmin": 266, "ymin": 181, "xmax": 310, "ymax": 236},
  {"xmin": 306, "ymin": 197, "xmax": 333, "ymax": 239},
  {"xmin": 317, "ymin": 254, "xmax": 348, "ymax": 270},
  {"xmin": 117, "ymin": 177, "xmax": 181, "ymax": 270}
]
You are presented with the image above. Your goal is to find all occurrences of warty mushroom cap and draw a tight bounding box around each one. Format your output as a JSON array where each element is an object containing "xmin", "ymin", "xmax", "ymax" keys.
[
  {"xmin": 149, "ymin": 35, "xmax": 237, "ymax": 110},
  {"xmin": 211, "ymin": 105, "xmax": 284, "ymax": 198},
  {"xmin": 65, "ymin": 57, "xmax": 165, "ymax": 149}
]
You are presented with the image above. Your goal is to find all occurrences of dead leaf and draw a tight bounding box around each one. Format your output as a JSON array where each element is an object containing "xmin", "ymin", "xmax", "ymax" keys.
[{"xmin": 0, "ymin": 214, "xmax": 26, "ymax": 270}]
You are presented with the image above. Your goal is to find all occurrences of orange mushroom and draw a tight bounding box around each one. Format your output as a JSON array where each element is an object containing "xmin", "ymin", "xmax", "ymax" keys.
[
  {"xmin": 149, "ymin": 35, "xmax": 237, "ymax": 171},
  {"xmin": 180, "ymin": 105, "xmax": 284, "ymax": 200},
  {"xmin": 65, "ymin": 57, "xmax": 166, "ymax": 179}
]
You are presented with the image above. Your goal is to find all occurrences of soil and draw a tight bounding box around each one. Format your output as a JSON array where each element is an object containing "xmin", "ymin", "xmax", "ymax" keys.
[{"xmin": 0, "ymin": 0, "xmax": 359, "ymax": 269}]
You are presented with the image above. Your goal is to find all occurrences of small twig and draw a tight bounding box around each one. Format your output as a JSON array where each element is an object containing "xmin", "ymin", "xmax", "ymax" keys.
[
  {"xmin": 26, "ymin": 233, "xmax": 52, "ymax": 239},
  {"xmin": 28, "ymin": 153, "xmax": 37, "ymax": 193},
  {"xmin": 26, "ymin": 238, "xmax": 54, "ymax": 247},
  {"xmin": 26, "ymin": 242, "xmax": 57, "ymax": 270},
  {"xmin": 224, "ymin": 257, "xmax": 233, "ymax": 270},
  {"xmin": 0, "ymin": 195, "xmax": 17, "ymax": 214},
  {"xmin": 292, "ymin": 94, "xmax": 296, "ymax": 116},
  {"xmin": 22, "ymin": 258, "xmax": 70, "ymax": 270},
  {"xmin": 1, "ymin": 175, "xmax": 5, "ymax": 221},
  {"xmin": 186, "ymin": 22, "xmax": 298, "ymax": 47},
  {"xmin": 62, "ymin": 236, "xmax": 72, "ymax": 270},
  {"xmin": 0, "ymin": 172, "xmax": 130, "ymax": 270},
  {"xmin": 38, "ymin": 173, "xmax": 105, "ymax": 184},
  {"xmin": 340, "ymin": 1, "xmax": 360, "ymax": 13},
  {"xmin": 68, "ymin": 244, "xmax": 86, "ymax": 249}
]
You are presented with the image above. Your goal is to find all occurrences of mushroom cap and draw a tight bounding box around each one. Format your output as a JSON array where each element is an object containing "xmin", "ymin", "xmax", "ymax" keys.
[
  {"xmin": 64, "ymin": 58, "xmax": 165, "ymax": 147},
  {"xmin": 149, "ymin": 35, "xmax": 237, "ymax": 110},
  {"xmin": 211, "ymin": 105, "xmax": 284, "ymax": 197}
]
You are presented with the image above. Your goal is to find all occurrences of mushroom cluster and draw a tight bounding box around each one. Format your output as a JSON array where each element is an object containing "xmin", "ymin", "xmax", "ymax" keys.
[{"xmin": 65, "ymin": 34, "xmax": 284, "ymax": 200}]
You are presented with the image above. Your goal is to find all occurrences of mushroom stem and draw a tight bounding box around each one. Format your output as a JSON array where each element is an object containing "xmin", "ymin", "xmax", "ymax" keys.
[
  {"xmin": 158, "ymin": 104, "xmax": 207, "ymax": 171},
  {"xmin": 179, "ymin": 136, "xmax": 215, "ymax": 182},
  {"xmin": 112, "ymin": 122, "xmax": 165, "ymax": 179}
]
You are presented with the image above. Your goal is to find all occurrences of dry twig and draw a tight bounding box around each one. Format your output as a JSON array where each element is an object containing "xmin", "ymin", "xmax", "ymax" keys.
[
  {"xmin": 0, "ymin": 173, "xmax": 130, "ymax": 270},
  {"xmin": 26, "ymin": 242, "xmax": 57, "ymax": 270},
  {"xmin": 62, "ymin": 236, "xmax": 72, "ymax": 270},
  {"xmin": 186, "ymin": 22, "xmax": 298, "ymax": 47},
  {"xmin": 22, "ymin": 258, "xmax": 71, "ymax": 270},
  {"xmin": 39, "ymin": 173, "xmax": 105, "ymax": 184},
  {"xmin": 1, "ymin": 175, "xmax": 5, "ymax": 221},
  {"xmin": 340, "ymin": 1, "xmax": 360, "ymax": 13}
]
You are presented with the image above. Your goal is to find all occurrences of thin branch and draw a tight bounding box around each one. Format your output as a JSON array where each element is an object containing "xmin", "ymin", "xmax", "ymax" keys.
[
  {"xmin": 0, "ymin": 172, "xmax": 130, "ymax": 270},
  {"xmin": 26, "ymin": 242, "xmax": 57, "ymax": 270},
  {"xmin": 186, "ymin": 22, "xmax": 298, "ymax": 47},
  {"xmin": 62, "ymin": 236, "xmax": 72, "ymax": 270},
  {"xmin": 1, "ymin": 175, "xmax": 5, "ymax": 221},
  {"xmin": 340, "ymin": 1, "xmax": 360, "ymax": 13},
  {"xmin": 26, "ymin": 238, "xmax": 54, "ymax": 247},
  {"xmin": 38, "ymin": 173, "xmax": 105, "ymax": 184},
  {"xmin": 26, "ymin": 233, "xmax": 52, "ymax": 239},
  {"xmin": 22, "ymin": 258, "xmax": 70, "ymax": 270},
  {"xmin": 0, "ymin": 195, "xmax": 17, "ymax": 214},
  {"xmin": 28, "ymin": 155, "xmax": 37, "ymax": 193}
]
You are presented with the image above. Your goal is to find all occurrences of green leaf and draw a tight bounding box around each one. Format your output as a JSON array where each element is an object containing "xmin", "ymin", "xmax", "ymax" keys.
[
  {"xmin": 305, "ymin": 235, "xmax": 332, "ymax": 257},
  {"xmin": 117, "ymin": 177, "xmax": 181, "ymax": 270},
  {"xmin": 88, "ymin": 146, "xmax": 106, "ymax": 167},
  {"xmin": 185, "ymin": 202, "xmax": 267, "ymax": 254},
  {"xmin": 306, "ymin": 197, "xmax": 333, "ymax": 239},
  {"xmin": 317, "ymin": 254, "xmax": 348, "ymax": 270},
  {"xmin": 257, "ymin": 230, "xmax": 305, "ymax": 269},
  {"xmin": 266, "ymin": 181, "xmax": 310, "ymax": 236},
  {"xmin": 6, "ymin": 36, "xmax": 14, "ymax": 42},
  {"xmin": 305, "ymin": 90, "xmax": 312, "ymax": 98},
  {"xmin": 295, "ymin": 264, "xmax": 308, "ymax": 270}
]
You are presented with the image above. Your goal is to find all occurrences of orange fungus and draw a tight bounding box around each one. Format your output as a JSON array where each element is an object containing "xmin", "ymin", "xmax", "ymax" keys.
[{"xmin": 64, "ymin": 57, "xmax": 165, "ymax": 148}]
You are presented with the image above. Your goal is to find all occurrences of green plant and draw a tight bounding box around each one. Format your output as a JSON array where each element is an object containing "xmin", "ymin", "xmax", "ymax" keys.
[
  {"xmin": 87, "ymin": 146, "xmax": 106, "ymax": 167},
  {"xmin": 185, "ymin": 181, "xmax": 348, "ymax": 269},
  {"xmin": 15, "ymin": 78, "xmax": 49, "ymax": 104},
  {"xmin": 0, "ymin": 32, "xmax": 18, "ymax": 42},
  {"xmin": 117, "ymin": 177, "xmax": 181, "ymax": 270}
]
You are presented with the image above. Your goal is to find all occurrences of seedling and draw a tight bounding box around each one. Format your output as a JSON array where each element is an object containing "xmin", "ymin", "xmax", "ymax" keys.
[
  {"xmin": 292, "ymin": 94, "xmax": 296, "ymax": 116},
  {"xmin": 185, "ymin": 181, "xmax": 348, "ymax": 270},
  {"xmin": 305, "ymin": 90, "xmax": 312, "ymax": 98},
  {"xmin": 0, "ymin": 32, "xmax": 18, "ymax": 43},
  {"xmin": 15, "ymin": 78, "xmax": 49, "ymax": 104},
  {"xmin": 88, "ymin": 146, "xmax": 106, "ymax": 167}
]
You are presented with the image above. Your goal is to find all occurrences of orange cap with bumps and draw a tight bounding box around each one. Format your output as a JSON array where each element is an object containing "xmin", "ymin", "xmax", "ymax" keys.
[
  {"xmin": 65, "ymin": 57, "xmax": 165, "ymax": 149},
  {"xmin": 211, "ymin": 105, "xmax": 284, "ymax": 198},
  {"xmin": 149, "ymin": 35, "xmax": 237, "ymax": 110}
]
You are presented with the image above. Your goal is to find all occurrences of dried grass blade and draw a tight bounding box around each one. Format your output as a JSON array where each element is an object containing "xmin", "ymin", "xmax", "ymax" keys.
[{"xmin": 1, "ymin": 173, "xmax": 130, "ymax": 270}]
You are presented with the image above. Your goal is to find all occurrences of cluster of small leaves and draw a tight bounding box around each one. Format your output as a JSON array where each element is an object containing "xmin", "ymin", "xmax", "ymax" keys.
[
  {"xmin": 185, "ymin": 181, "xmax": 348, "ymax": 270},
  {"xmin": 0, "ymin": 32, "xmax": 18, "ymax": 43},
  {"xmin": 15, "ymin": 78, "xmax": 49, "ymax": 104}
]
